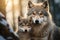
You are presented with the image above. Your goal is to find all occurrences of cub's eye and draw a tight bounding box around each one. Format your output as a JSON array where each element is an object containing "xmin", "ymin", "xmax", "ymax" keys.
[
  {"xmin": 28, "ymin": 26, "xmax": 31, "ymax": 28},
  {"xmin": 19, "ymin": 23, "xmax": 24, "ymax": 26}
]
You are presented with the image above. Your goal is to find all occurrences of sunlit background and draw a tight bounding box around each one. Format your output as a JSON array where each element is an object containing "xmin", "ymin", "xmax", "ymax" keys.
[
  {"xmin": 5, "ymin": 0, "xmax": 20, "ymax": 33},
  {"xmin": 0, "ymin": 0, "xmax": 60, "ymax": 32},
  {"xmin": 0, "ymin": 0, "xmax": 39, "ymax": 32}
]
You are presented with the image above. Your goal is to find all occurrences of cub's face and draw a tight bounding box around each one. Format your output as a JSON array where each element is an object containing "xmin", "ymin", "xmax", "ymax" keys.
[
  {"xmin": 27, "ymin": 1, "xmax": 49, "ymax": 25},
  {"xmin": 18, "ymin": 17, "xmax": 31, "ymax": 33}
]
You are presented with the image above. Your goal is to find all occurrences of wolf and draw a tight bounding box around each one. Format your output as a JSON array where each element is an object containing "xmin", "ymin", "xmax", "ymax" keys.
[
  {"xmin": 17, "ymin": 16, "xmax": 31, "ymax": 40},
  {"xmin": 0, "ymin": 12, "xmax": 19, "ymax": 40},
  {"xmin": 27, "ymin": 1, "xmax": 60, "ymax": 40}
]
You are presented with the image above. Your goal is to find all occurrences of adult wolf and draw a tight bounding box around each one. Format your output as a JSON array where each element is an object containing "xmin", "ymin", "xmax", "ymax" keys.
[{"xmin": 27, "ymin": 1, "xmax": 60, "ymax": 40}]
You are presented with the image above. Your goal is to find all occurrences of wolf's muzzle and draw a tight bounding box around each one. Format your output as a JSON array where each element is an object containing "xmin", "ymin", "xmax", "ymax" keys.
[{"xmin": 35, "ymin": 20, "xmax": 39, "ymax": 24}]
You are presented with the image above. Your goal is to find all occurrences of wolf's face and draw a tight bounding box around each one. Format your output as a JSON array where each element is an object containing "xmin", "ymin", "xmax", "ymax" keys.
[
  {"xmin": 27, "ymin": 1, "xmax": 49, "ymax": 25},
  {"xmin": 18, "ymin": 17, "xmax": 31, "ymax": 33}
]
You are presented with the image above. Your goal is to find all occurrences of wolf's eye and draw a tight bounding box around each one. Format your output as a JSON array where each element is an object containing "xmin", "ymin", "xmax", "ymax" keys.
[
  {"xmin": 33, "ymin": 11, "xmax": 36, "ymax": 15},
  {"xmin": 39, "ymin": 11, "xmax": 43, "ymax": 15},
  {"xmin": 40, "ymin": 13, "xmax": 43, "ymax": 15},
  {"xmin": 33, "ymin": 13, "xmax": 36, "ymax": 15}
]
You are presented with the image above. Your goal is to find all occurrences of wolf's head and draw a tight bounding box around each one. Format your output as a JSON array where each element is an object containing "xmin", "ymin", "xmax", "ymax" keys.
[
  {"xmin": 27, "ymin": 1, "xmax": 49, "ymax": 25},
  {"xmin": 18, "ymin": 16, "xmax": 31, "ymax": 33}
]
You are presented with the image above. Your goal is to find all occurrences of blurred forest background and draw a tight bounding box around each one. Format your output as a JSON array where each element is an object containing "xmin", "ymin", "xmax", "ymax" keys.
[{"xmin": 0, "ymin": 0, "xmax": 60, "ymax": 31}]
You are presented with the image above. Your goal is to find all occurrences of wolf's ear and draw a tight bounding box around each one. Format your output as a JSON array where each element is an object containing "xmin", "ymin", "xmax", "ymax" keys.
[
  {"xmin": 43, "ymin": 1, "xmax": 48, "ymax": 8},
  {"xmin": 28, "ymin": 1, "xmax": 34, "ymax": 8}
]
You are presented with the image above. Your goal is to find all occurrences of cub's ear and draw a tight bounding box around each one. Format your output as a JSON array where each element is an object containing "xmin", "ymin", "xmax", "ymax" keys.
[
  {"xmin": 18, "ymin": 16, "xmax": 21, "ymax": 22},
  {"xmin": 43, "ymin": 1, "xmax": 48, "ymax": 8},
  {"xmin": 28, "ymin": 1, "xmax": 34, "ymax": 8}
]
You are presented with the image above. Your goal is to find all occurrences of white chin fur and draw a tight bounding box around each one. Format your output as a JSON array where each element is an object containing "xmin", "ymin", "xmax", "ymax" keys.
[
  {"xmin": 19, "ymin": 27, "xmax": 31, "ymax": 32},
  {"xmin": 19, "ymin": 27, "xmax": 25, "ymax": 32}
]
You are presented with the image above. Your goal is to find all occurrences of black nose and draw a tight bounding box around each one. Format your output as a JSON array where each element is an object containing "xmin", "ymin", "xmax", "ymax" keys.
[
  {"xmin": 25, "ymin": 30, "xmax": 27, "ymax": 32},
  {"xmin": 35, "ymin": 20, "xmax": 39, "ymax": 24}
]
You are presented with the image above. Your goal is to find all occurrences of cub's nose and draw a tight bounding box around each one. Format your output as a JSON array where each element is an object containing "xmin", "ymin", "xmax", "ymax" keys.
[
  {"xmin": 25, "ymin": 29, "xmax": 27, "ymax": 32},
  {"xmin": 35, "ymin": 20, "xmax": 39, "ymax": 24}
]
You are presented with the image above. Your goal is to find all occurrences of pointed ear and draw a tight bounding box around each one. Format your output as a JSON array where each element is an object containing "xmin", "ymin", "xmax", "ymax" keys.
[
  {"xmin": 43, "ymin": 1, "xmax": 48, "ymax": 8},
  {"xmin": 18, "ymin": 16, "xmax": 21, "ymax": 22},
  {"xmin": 28, "ymin": 1, "xmax": 34, "ymax": 8}
]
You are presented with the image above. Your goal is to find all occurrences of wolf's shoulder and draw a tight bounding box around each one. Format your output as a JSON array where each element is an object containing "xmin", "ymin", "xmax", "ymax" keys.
[
  {"xmin": 53, "ymin": 27, "xmax": 60, "ymax": 40},
  {"xmin": 50, "ymin": 26, "xmax": 60, "ymax": 40}
]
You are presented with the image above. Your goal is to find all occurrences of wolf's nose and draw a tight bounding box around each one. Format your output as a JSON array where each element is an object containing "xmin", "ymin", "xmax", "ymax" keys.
[{"xmin": 35, "ymin": 20, "xmax": 39, "ymax": 24}]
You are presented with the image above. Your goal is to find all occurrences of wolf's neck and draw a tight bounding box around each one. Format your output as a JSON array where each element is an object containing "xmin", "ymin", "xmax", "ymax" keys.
[{"xmin": 30, "ymin": 23, "xmax": 50, "ymax": 37}]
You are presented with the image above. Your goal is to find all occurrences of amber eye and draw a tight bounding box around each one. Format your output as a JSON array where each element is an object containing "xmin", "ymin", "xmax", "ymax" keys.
[
  {"xmin": 40, "ymin": 13, "xmax": 43, "ymax": 15},
  {"xmin": 33, "ymin": 11, "xmax": 36, "ymax": 15},
  {"xmin": 26, "ymin": 23, "xmax": 30, "ymax": 26},
  {"xmin": 39, "ymin": 11, "xmax": 43, "ymax": 15},
  {"xmin": 33, "ymin": 13, "xmax": 36, "ymax": 15}
]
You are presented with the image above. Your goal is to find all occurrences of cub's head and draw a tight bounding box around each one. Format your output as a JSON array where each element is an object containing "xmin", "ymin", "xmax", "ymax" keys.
[
  {"xmin": 27, "ymin": 1, "xmax": 49, "ymax": 25},
  {"xmin": 18, "ymin": 16, "xmax": 31, "ymax": 33}
]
